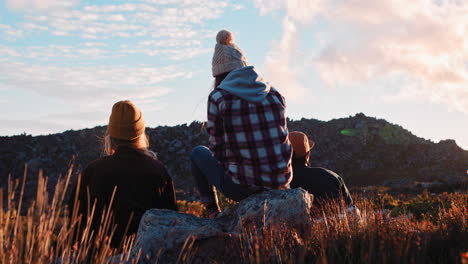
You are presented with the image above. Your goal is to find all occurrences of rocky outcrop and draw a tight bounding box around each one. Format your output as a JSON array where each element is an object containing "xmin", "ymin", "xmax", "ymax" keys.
[
  {"xmin": 288, "ymin": 114, "xmax": 468, "ymax": 186},
  {"xmin": 128, "ymin": 188, "xmax": 313, "ymax": 263},
  {"xmin": 1, "ymin": 113, "xmax": 467, "ymax": 203}
]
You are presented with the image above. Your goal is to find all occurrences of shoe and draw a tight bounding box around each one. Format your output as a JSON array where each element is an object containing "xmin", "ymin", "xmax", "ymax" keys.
[{"xmin": 346, "ymin": 205, "xmax": 362, "ymax": 222}]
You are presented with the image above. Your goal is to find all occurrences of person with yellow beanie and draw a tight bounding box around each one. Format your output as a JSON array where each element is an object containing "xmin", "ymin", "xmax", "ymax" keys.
[
  {"xmin": 288, "ymin": 131, "xmax": 356, "ymax": 208},
  {"xmin": 69, "ymin": 100, "xmax": 177, "ymax": 248}
]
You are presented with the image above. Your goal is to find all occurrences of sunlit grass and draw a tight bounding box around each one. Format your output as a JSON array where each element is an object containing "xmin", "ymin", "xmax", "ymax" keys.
[
  {"xmin": 1, "ymin": 166, "xmax": 467, "ymax": 263},
  {"xmin": 0, "ymin": 166, "xmax": 139, "ymax": 264}
]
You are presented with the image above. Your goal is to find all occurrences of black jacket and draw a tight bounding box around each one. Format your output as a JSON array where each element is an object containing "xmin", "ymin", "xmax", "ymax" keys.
[
  {"xmin": 69, "ymin": 146, "xmax": 177, "ymax": 248},
  {"xmin": 290, "ymin": 158, "xmax": 353, "ymax": 206}
]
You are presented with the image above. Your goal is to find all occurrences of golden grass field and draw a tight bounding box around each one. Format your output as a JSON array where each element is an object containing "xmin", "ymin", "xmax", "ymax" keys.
[{"xmin": 1, "ymin": 167, "xmax": 467, "ymax": 263}]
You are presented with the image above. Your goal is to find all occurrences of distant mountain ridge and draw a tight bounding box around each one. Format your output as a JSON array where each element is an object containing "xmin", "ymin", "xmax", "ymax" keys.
[{"xmin": 1, "ymin": 113, "xmax": 467, "ymax": 202}]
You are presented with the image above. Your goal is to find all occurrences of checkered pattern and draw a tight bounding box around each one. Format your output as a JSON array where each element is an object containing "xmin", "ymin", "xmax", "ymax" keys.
[{"xmin": 206, "ymin": 87, "xmax": 292, "ymax": 189}]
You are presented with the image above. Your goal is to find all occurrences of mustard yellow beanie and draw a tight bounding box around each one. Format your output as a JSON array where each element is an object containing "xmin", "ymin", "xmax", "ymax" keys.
[
  {"xmin": 288, "ymin": 131, "xmax": 315, "ymax": 158},
  {"xmin": 108, "ymin": 100, "xmax": 145, "ymax": 140}
]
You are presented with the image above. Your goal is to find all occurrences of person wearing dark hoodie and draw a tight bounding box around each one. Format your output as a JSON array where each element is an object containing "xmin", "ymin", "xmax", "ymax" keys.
[
  {"xmin": 191, "ymin": 30, "xmax": 293, "ymax": 218},
  {"xmin": 69, "ymin": 100, "xmax": 177, "ymax": 249},
  {"xmin": 288, "ymin": 131, "xmax": 357, "ymax": 210}
]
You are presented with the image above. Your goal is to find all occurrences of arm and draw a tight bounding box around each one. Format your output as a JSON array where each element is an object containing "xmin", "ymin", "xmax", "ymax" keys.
[
  {"xmin": 155, "ymin": 167, "xmax": 178, "ymax": 211},
  {"xmin": 206, "ymin": 92, "xmax": 225, "ymax": 162}
]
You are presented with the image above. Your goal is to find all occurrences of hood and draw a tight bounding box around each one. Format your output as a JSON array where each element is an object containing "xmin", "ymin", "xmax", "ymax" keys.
[{"xmin": 218, "ymin": 66, "xmax": 271, "ymax": 102}]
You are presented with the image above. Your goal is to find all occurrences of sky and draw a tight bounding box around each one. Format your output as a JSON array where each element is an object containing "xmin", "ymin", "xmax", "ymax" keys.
[{"xmin": 0, "ymin": 0, "xmax": 467, "ymax": 149}]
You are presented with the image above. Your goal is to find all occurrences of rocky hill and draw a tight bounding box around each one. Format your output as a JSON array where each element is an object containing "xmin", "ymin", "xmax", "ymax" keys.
[{"xmin": 1, "ymin": 113, "xmax": 467, "ymax": 202}]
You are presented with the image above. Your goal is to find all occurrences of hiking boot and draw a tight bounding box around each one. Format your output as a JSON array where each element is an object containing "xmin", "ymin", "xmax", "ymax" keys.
[{"xmin": 346, "ymin": 205, "xmax": 361, "ymax": 217}]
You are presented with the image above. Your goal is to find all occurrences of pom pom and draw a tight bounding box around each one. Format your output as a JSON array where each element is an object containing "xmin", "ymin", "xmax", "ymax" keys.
[{"xmin": 216, "ymin": 30, "xmax": 234, "ymax": 45}]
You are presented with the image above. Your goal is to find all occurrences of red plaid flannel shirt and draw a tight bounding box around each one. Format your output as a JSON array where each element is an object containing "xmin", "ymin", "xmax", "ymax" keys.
[{"xmin": 206, "ymin": 87, "xmax": 292, "ymax": 190}]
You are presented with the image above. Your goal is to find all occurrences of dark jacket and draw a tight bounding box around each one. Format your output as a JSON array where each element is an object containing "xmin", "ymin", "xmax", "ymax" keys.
[
  {"xmin": 290, "ymin": 157, "xmax": 353, "ymax": 206},
  {"xmin": 69, "ymin": 146, "xmax": 177, "ymax": 248}
]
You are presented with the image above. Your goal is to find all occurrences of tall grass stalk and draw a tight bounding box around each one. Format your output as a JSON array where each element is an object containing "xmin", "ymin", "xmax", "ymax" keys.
[
  {"xmin": 231, "ymin": 194, "xmax": 467, "ymax": 264},
  {"xmin": 0, "ymin": 165, "xmax": 138, "ymax": 264},
  {"xmin": 1, "ymin": 165, "xmax": 467, "ymax": 263}
]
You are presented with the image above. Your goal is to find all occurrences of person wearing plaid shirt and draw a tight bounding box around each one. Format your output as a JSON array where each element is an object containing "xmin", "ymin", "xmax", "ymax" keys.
[{"xmin": 191, "ymin": 30, "xmax": 292, "ymax": 218}]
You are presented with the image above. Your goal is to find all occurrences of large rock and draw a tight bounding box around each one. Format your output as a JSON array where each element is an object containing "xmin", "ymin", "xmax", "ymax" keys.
[
  {"xmin": 128, "ymin": 188, "xmax": 313, "ymax": 263},
  {"xmin": 216, "ymin": 188, "xmax": 313, "ymax": 234},
  {"xmin": 128, "ymin": 210, "xmax": 232, "ymax": 263}
]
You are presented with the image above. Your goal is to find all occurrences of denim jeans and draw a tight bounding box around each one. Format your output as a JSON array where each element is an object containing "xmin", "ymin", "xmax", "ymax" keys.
[{"xmin": 190, "ymin": 146, "xmax": 255, "ymax": 207}]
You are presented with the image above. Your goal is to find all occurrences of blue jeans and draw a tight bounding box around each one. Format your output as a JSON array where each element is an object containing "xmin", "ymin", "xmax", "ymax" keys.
[{"xmin": 190, "ymin": 146, "xmax": 255, "ymax": 208}]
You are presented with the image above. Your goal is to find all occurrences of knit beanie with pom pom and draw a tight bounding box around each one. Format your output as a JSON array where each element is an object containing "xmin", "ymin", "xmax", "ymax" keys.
[{"xmin": 211, "ymin": 29, "xmax": 250, "ymax": 77}]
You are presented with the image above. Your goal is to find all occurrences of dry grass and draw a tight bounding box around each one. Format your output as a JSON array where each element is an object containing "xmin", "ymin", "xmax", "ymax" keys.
[
  {"xmin": 1, "ymin": 167, "xmax": 467, "ymax": 263},
  {"xmin": 0, "ymin": 166, "xmax": 139, "ymax": 264},
  {"xmin": 192, "ymin": 193, "xmax": 465, "ymax": 264},
  {"xmin": 304, "ymin": 194, "xmax": 468, "ymax": 263}
]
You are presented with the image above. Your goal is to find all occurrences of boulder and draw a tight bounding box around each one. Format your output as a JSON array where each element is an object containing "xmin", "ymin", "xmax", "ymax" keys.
[
  {"xmin": 128, "ymin": 188, "xmax": 313, "ymax": 263},
  {"xmin": 216, "ymin": 188, "xmax": 313, "ymax": 234},
  {"xmin": 128, "ymin": 210, "xmax": 231, "ymax": 263}
]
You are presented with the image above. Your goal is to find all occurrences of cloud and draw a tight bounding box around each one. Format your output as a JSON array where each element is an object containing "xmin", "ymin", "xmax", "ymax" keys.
[
  {"xmin": 254, "ymin": 0, "xmax": 322, "ymax": 23},
  {"xmin": 123, "ymin": 38, "xmax": 210, "ymax": 59},
  {"xmin": 0, "ymin": 109, "xmax": 108, "ymax": 136},
  {"xmin": 5, "ymin": 0, "xmax": 76, "ymax": 11},
  {"xmin": 82, "ymin": 4, "xmax": 158, "ymax": 13},
  {"xmin": 0, "ymin": 44, "xmax": 108, "ymax": 59},
  {"xmin": 0, "ymin": 61, "xmax": 188, "ymax": 109},
  {"xmin": 254, "ymin": 0, "xmax": 322, "ymax": 102},
  {"xmin": 315, "ymin": 0, "xmax": 468, "ymax": 112},
  {"xmin": 1, "ymin": 0, "xmax": 236, "ymax": 63},
  {"xmin": 0, "ymin": 0, "xmax": 242, "ymax": 135},
  {"xmin": 0, "ymin": 57, "xmax": 187, "ymax": 133},
  {"xmin": 255, "ymin": 0, "xmax": 468, "ymax": 112},
  {"xmin": 0, "ymin": 119, "xmax": 73, "ymax": 136},
  {"xmin": 19, "ymin": 1, "xmax": 231, "ymax": 41},
  {"xmin": 0, "ymin": 0, "xmax": 235, "ymax": 60},
  {"xmin": 264, "ymin": 17, "xmax": 306, "ymax": 101},
  {"xmin": 0, "ymin": 97, "xmax": 174, "ymax": 137},
  {"xmin": 0, "ymin": 45, "xmax": 20, "ymax": 57},
  {"xmin": 0, "ymin": 24, "xmax": 23, "ymax": 39}
]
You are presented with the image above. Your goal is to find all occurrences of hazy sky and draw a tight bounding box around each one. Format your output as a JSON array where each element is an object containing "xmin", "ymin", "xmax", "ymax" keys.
[{"xmin": 0, "ymin": 0, "xmax": 467, "ymax": 149}]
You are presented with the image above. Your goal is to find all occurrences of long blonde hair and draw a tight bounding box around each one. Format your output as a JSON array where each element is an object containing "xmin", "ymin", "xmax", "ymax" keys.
[{"xmin": 103, "ymin": 133, "xmax": 150, "ymax": 156}]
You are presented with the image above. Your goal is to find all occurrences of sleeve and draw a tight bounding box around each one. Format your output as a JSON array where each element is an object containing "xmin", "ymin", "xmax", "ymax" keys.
[
  {"xmin": 155, "ymin": 166, "xmax": 178, "ymax": 211},
  {"xmin": 206, "ymin": 92, "xmax": 225, "ymax": 162},
  {"xmin": 276, "ymin": 91, "xmax": 286, "ymax": 109}
]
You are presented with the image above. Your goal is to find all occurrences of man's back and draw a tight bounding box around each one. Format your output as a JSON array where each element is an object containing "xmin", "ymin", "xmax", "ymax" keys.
[{"xmin": 291, "ymin": 164, "xmax": 353, "ymax": 205}]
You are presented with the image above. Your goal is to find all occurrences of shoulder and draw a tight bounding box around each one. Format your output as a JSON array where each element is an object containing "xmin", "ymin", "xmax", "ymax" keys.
[
  {"xmin": 268, "ymin": 87, "xmax": 286, "ymax": 105},
  {"xmin": 140, "ymin": 153, "xmax": 173, "ymax": 179},
  {"xmin": 144, "ymin": 154, "xmax": 165, "ymax": 168},
  {"xmin": 307, "ymin": 167, "xmax": 340, "ymax": 177},
  {"xmin": 82, "ymin": 156, "xmax": 111, "ymax": 174},
  {"xmin": 208, "ymin": 88, "xmax": 227, "ymax": 103}
]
